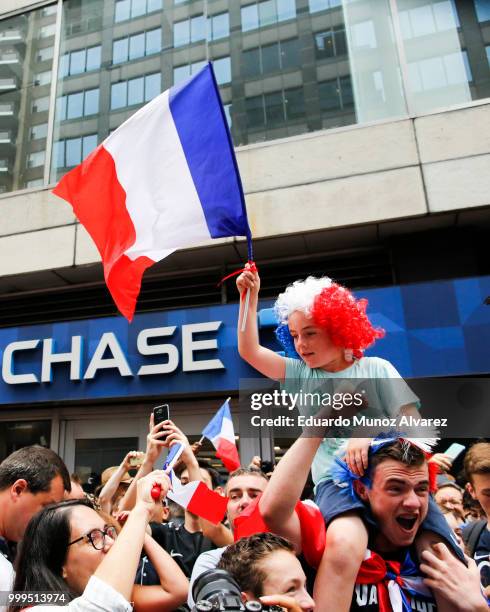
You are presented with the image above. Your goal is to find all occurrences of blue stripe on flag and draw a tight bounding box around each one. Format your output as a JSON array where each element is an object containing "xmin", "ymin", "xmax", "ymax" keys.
[
  {"xmin": 202, "ymin": 400, "xmax": 229, "ymax": 441},
  {"xmin": 168, "ymin": 63, "xmax": 250, "ymax": 240}
]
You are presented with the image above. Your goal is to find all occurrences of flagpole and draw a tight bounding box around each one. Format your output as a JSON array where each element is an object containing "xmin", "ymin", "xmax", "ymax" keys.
[{"xmin": 240, "ymin": 235, "xmax": 254, "ymax": 333}]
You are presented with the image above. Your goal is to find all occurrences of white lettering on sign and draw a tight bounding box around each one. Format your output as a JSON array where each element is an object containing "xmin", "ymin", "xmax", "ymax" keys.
[
  {"xmin": 137, "ymin": 326, "xmax": 179, "ymax": 375},
  {"xmin": 42, "ymin": 337, "xmax": 82, "ymax": 382},
  {"xmin": 182, "ymin": 321, "xmax": 225, "ymax": 372},
  {"xmin": 2, "ymin": 340, "xmax": 40, "ymax": 384},
  {"xmin": 1, "ymin": 321, "xmax": 224, "ymax": 384},
  {"xmin": 84, "ymin": 332, "xmax": 133, "ymax": 379}
]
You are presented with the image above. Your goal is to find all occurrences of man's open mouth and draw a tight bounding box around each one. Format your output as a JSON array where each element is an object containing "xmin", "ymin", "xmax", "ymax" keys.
[{"xmin": 396, "ymin": 516, "xmax": 418, "ymax": 530}]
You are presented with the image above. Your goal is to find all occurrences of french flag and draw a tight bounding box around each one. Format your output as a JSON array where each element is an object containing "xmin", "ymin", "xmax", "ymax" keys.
[
  {"xmin": 202, "ymin": 399, "xmax": 240, "ymax": 473},
  {"xmin": 53, "ymin": 63, "xmax": 251, "ymax": 321},
  {"xmin": 167, "ymin": 471, "xmax": 228, "ymax": 525}
]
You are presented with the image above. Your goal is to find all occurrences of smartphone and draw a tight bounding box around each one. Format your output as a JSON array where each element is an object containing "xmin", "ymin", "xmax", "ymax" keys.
[
  {"xmin": 153, "ymin": 404, "xmax": 169, "ymax": 426},
  {"xmin": 444, "ymin": 442, "xmax": 466, "ymax": 461},
  {"xmin": 129, "ymin": 455, "xmax": 144, "ymax": 467}
]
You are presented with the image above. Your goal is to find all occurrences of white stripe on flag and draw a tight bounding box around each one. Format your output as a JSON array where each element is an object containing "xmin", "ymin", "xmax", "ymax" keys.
[{"xmin": 104, "ymin": 90, "xmax": 212, "ymax": 262}]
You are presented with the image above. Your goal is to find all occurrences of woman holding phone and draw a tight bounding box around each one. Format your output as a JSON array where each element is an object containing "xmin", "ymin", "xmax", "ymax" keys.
[{"xmin": 9, "ymin": 471, "xmax": 189, "ymax": 612}]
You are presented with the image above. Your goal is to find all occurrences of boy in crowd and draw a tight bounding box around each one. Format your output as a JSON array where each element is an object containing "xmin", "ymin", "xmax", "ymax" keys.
[{"xmin": 462, "ymin": 441, "xmax": 490, "ymax": 600}]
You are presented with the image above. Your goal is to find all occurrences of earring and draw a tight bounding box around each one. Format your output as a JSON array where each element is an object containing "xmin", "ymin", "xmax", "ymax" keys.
[{"xmin": 344, "ymin": 348, "xmax": 354, "ymax": 362}]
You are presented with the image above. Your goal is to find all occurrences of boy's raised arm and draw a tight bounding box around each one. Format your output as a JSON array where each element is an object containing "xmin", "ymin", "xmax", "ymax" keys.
[{"xmin": 237, "ymin": 264, "xmax": 286, "ymax": 381}]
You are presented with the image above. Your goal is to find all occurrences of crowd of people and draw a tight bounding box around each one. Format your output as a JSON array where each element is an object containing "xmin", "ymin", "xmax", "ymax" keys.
[{"xmin": 0, "ymin": 267, "xmax": 488, "ymax": 611}]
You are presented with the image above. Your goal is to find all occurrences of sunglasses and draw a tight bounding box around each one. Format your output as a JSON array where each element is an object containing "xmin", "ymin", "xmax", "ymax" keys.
[{"xmin": 68, "ymin": 525, "xmax": 118, "ymax": 551}]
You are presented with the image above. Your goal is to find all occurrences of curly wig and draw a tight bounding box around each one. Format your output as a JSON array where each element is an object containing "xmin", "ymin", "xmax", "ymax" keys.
[{"xmin": 273, "ymin": 277, "xmax": 384, "ymax": 359}]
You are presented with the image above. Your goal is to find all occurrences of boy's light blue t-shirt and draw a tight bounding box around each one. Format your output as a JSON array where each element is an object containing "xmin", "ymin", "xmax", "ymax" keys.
[{"xmin": 282, "ymin": 356, "xmax": 419, "ymax": 487}]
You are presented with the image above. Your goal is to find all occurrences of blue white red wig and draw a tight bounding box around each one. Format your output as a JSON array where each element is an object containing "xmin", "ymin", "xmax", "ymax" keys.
[{"xmin": 273, "ymin": 276, "xmax": 384, "ymax": 359}]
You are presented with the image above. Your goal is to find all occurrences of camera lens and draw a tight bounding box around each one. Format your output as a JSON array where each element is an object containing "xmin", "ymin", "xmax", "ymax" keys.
[{"xmin": 245, "ymin": 602, "xmax": 263, "ymax": 611}]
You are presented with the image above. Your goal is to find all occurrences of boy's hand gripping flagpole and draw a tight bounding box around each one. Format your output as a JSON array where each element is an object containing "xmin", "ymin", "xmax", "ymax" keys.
[{"xmin": 240, "ymin": 235, "xmax": 255, "ymax": 332}]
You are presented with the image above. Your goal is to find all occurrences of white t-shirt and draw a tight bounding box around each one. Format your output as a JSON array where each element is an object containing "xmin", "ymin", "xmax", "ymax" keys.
[
  {"xmin": 0, "ymin": 553, "xmax": 14, "ymax": 612},
  {"xmin": 188, "ymin": 546, "xmax": 226, "ymax": 608},
  {"xmin": 28, "ymin": 576, "xmax": 132, "ymax": 612},
  {"xmin": 282, "ymin": 356, "xmax": 420, "ymax": 486}
]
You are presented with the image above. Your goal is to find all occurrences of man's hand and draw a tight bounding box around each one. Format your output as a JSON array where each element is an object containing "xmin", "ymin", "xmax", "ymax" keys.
[
  {"xmin": 160, "ymin": 420, "xmax": 195, "ymax": 465},
  {"xmin": 259, "ymin": 594, "xmax": 303, "ymax": 611},
  {"xmin": 144, "ymin": 413, "xmax": 167, "ymax": 467},
  {"xmin": 345, "ymin": 438, "xmax": 371, "ymax": 477},
  {"xmin": 420, "ymin": 543, "xmax": 488, "ymax": 612},
  {"xmin": 428, "ymin": 453, "xmax": 453, "ymax": 473}
]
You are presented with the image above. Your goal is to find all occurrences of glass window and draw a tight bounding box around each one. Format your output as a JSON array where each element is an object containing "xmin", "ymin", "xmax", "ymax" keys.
[
  {"xmin": 53, "ymin": 140, "xmax": 65, "ymax": 168},
  {"xmin": 210, "ymin": 13, "xmax": 229, "ymax": 40},
  {"xmin": 59, "ymin": 54, "xmax": 69, "ymax": 78},
  {"xmin": 246, "ymin": 95, "xmax": 265, "ymax": 128},
  {"xmin": 113, "ymin": 38, "xmax": 129, "ymax": 64},
  {"xmin": 191, "ymin": 16, "xmax": 206, "ymax": 43},
  {"xmin": 262, "ymin": 43, "xmax": 280, "ymax": 73},
  {"xmin": 34, "ymin": 96, "xmax": 50, "ymax": 113},
  {"xmin": 340, "ymin": 75, "xmax": 353, "ymax": 107},
  {"xmin": 174, "ymin": 65, "xmax": 191, "ymax": 84},
  {"xmin": 66, "ymin": 137, "xmax": 82, "ymax": 167},
  {"xmin": 259, "ymin": 0, "xmax": 275, "ymax": 27},
  {"xmin": 309, "ymin": 0, "xmax": 328, "ymax": 13},
  {"xmin": 334, "ymin": 26, "xmax": 347, "ymax": 56},
  {"xmin": 129, "ymin": 32, "xmax": 145, "ymax": 59},
  {"xmin": 281, "ymin": 38, "xmax": 301, "ymax": 69},
  {"xmin": 277, "ymin": 0, "xmax": 296, "ymax": 21},
  {"xmin": 315, "ymin": 31, "xmax": 335, "ymax": 59},
  {"xmin": 223, "ymin": 103, "xmax": 232, "ymax": 128},
  {"xmin": 243, "ymin": 48, "xmax": 261, "ymax": 78},
  {"xmin": 486, "ymin": 46, "xmax": 490, "ymax": 67},
  {"xmin": 148, "ymin": 0, "xmax": 162, "ymax": 11},
  {"xmin": 37, "ymin": 47, "xmax": 54, "ymax": 62},
  {"xmin": 40, "ymin": 23, "xmax": 56, "ymax": 38},
  {"xmin": 191, "ymin": 60, "xmax": 206, "ymax": 73},
  {"xmin": 27, "ymin": 150, "xmax": 46, "ymax": 167},
  {"xmin": 30, "ymin": 123, "xmax": 48, "ymax": 140},
  {"xmin": 319, "ymin": 79, "xmax": 341, "ymax": 111},
  {"xmin": 474, "ymin": 0, "xmax": 490, "ymax": 22},
  {"xmin": 111, "ymin": 82, "xmax": 127, "ymax": 109},
  {"xmin": 174, "ymin": 20, "xmax": 189, "ymax": 47},
  {"xmin": 84, "ymin": 88, "xmax": 99, "ymax": 115},
  {"xmin": 35, "ymin": 71, "xmax": 51, "ymax": 86},
  {"xmin": 242, "ymin": 4, "xmax": 259, "ymax": 32},
  {"xmin": 145, "ymin": 73, "xmax": 161, "ymax": 101},
  {"xmin": 26, "ymin": 178, "xmax": 44, "ymax": 188},
  {"xmin": 86, "ymin": 46, "xmax": 101, "ymax": 71},
  {"xmin": 82, "ymin": 134, "xmax": 98, "ymax": 158},
  {"xmin": 131, "ymin": 0, "xmax": 146, "ymax": 19},
  {"xmin": 67, "ymin": 91, "xmax": 84, "ymax": 119},
  {"xmin": 285, "ymin": 87, "xmax": 304, "ymax": 119},
  {"xmin": 42, "ymin": 5, "xmax": 57, "ymax": 17},
  {"xmin": 0, "ymin": 131, "xmax": 11, "ymax": 143},
  {"xmin": 115, "ymin": 0, "xmax": 130, "ymax": 22},
  {"xmin": 214, "ymin": 57, "xmax": 231, "ymax": 84},
  {"xmin": 265, "ymin": 91, "xmax": 285, "ymax": 125},
  {"xmin": 146, "ymin": 28, "xmax": 161, "ymax": 55},
  {"xmin": 70, "ymin": 49, "xmax": 86, "ymax": 75},
  {"xmin": 128, "ymin": 76, "xmax": 144, "ymax": 105}
]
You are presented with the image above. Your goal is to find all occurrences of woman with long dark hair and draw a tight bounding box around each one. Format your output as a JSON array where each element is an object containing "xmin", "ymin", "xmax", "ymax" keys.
[{"xmin": 9, "ymin": 470, "xmax": 188, "ymax": 611}]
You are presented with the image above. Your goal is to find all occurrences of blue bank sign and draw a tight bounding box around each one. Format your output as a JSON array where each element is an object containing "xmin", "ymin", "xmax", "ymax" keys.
[
  {"xmin": 0, "ymin": 304, "xmax": 257, "ymax": 404},
  {"xmin": 1, "ymin": 275, "xmax": 489, "ymax": 405}
]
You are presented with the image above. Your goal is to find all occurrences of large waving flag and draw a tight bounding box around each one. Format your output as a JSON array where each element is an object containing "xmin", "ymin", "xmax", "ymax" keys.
[
  {"xmin": 202, "ymin": 399, "xmax": 240, "ymax": 472},
  {"xmin": 167, "ymin": 470, "xmax": 228, "ymax": 524},
  {"xmin": 53, "ymin": 63, "xmax": 251, "ymax": 321}
]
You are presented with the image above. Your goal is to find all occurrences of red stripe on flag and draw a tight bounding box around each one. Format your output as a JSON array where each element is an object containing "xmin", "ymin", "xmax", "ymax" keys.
[
  {"xmin": 52, "ymin": 144, "xmax": 154, "ymax": 321},
  {"xmin": 186, "ymin": 482, "xmax": 228, "ymax": 524},
  {"xmin": 216, "ymin": 438, "xmax": 240, "ymax": 473}
]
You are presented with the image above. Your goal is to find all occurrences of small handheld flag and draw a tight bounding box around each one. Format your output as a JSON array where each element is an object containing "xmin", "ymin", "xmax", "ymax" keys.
[
  {"xmin": 53, "ymin": 63, "xmax": 252, "ymax": 321},
  {"xmin": 202, "ymin": 398, "xmax": 240, "ymax": 472},
  {"xmin": 167, "ymin": 470, "xmax": 228, "ymax": 524}
]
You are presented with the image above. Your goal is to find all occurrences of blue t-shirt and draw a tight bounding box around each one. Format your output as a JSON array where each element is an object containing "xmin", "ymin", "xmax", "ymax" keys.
[
  {"xmin": 474, "ymin": 524, "xmax": 490, "ymax": 589},
  {"xmin": 282, "ymin": 356, "xmax": 419, "ymax": 486}
]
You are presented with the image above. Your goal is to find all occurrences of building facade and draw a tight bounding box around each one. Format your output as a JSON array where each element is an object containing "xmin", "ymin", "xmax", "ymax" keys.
[{"xmin": 0, "ymin": 0, "xmax": 489, "ymax": 479}]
